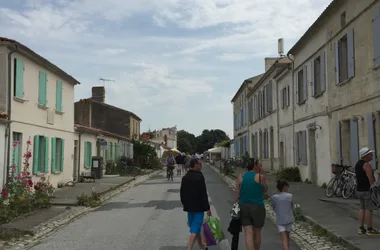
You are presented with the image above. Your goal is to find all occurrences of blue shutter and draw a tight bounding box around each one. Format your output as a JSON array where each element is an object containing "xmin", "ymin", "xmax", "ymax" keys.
[
  {"xmin": 373, "ymin": 5, "xmax": 380, "ymax": 66},
  {"xmin": 336, "ymin": 122, "xmax": 342, "ymax": 164},
  {"xmin": 296, "ymin": 76, "xmax": 300, "ymax": 104},
  {"xmin": 350, "ymin": 118, "xmax": 359, "ymax": 165},
  {"xmin": 320, "ymin": 51, "xmax": 326, "ymax": 92},
  {"xmin": 38, "ymin": 72, "xmax": 47, "ymax": 106},
  {"xmin": 51, "ymin": 137, "xmax": 56, "ymax": 173},
  {"xmin": 56, "ymin": 80, "xmax": 63, "ymax": 112},
  {"xmin": 303, "ymin": 65, "xmax": 308, "ymax": 101},
  {"xmin": 347, "ymin": 29, "xmax": 355, "ymax": 78},
  {"xmin": 368, "ymin": 114, "xmax": 376, "ymax": 169},
  {"xmin": 295, "ymin": 132, "xmax": 299, "ymax": 165},
  {"xmin": 268, "ymin": 81, "xmax": 273, "ymax": 112},
  {"xmin": 33, "ymin": 135, "xmax": 40, "ymax": 174},
  {"xmin": 44, "ymin": 137, "xmax": 49, "ymax": 173},
  {"xmin": 335, "ymin": 41, "xmax": 340, "ymax": 84}
]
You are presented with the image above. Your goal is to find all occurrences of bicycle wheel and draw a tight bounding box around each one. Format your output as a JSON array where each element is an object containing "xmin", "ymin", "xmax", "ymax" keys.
[
  {"xmin": 335, "ymin": 177, "xmax": 343, "ymax": 197},
  {"xmin": 342, "ymin": 177, "xmax": 356, "ymax": 199},
  {"xmin": 326, "ymin": 177, "xmax": 339, "ymax": 197}
]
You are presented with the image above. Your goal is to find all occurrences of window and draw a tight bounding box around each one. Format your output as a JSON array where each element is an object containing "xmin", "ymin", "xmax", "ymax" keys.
[
  {"xmin": 373, "ymin": 5, "xmax": 380, "ymax": 67},
  {"xmin": 33, "ymin": 135, "xmax": 49, "ymax": 174},
  {"xmin": 51, "ymin": 137, "xmax": 64, "ymax": 172},
  {"xmin": 13, "ymin": 58, "xmax": 24, "ymax": 99},
  {"xmin": 38, "ymin": 71, "xmax": 48, "ymax": 106},
  {"xmin": 83, "ymin": 141, "xmax": 92, "ymax": 169},
  {"xmin": 265, "ymin": 81, "xmax": 273, "ymax": 113},
  {"xmin": 55, "ymin": 80, "xmax": 63, "ymax": 112},
  {"xmin": 12, "ymin": 132, "xmax": 22, "ymax": 175},
  {"xmin": 297, "ymin": 66, "xmax": 307, "ymax": 104},
  {"xmin": 296, "ymin": 131, "xmax": 308, "ymax": 165},
  {"xmin": 281, "ymin": 86, "xmax": 290, "ymax": 109},
  {"xmin": 248, "ymin": 98, "xmax": 253, "ymax": 123},
  {"xmin": 340, "ymin": 11, "xmax": 346, "ymax": 28},
  {"xmin": 335, "ymin": 29, "xmax": 355, "ymax": 84}
]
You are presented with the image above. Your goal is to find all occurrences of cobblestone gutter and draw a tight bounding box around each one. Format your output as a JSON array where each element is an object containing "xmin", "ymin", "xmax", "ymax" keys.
[
  {"xmin": 207, "ymin": 164, "xmax": 348, "ymax": 250},
  {"xmin": 3, "ymin": 170, "xmax": 162, "ymax": 250}
]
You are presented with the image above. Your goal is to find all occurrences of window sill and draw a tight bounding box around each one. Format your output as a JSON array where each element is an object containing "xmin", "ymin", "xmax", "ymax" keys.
[
  {"xmin": 312, "ymin": 92, "xmax": 325, "ymax": 99},
  {"xmin": 37, "ymin": 104, "xmax": 49, "ymax": 110},
  {"xmin": 373, "ymin": 64, "xmax": 380, "ymax": 71},
  {"xmin": 34, "ymin": 172, "xmax": 47, "ymax": 177},
  {"xmin": 55, "ymin": 110, "xmax": 64, "ymax": 115},
  {"xmin": 336, "ymin": 77, "xmax": 352, "ymax": 86},
  {"xmin": 13, "ymin": 97, "xmax": 26, "ymax": 103},
  {"xmin": 297, "ymin": 100, "xmax": 307, "ymax": 106},
  {"xmin": 52, "ymin": 171, "xmax": 62, "ymax": 175}
]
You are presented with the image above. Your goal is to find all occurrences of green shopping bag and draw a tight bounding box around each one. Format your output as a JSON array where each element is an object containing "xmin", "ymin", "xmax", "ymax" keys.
[{"xmin": 205, "ymin": 216, "xmax": 225, "ymax": 242}]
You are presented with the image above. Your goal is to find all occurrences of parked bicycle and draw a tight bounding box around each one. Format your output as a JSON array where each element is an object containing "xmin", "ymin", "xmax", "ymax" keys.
[
  {"xmin": 326, "ymin": 164, "xmax": 357, "ymax": 199},
  {"xmin": 120, "ymin": 164, "xmax": 141, "ymax": 178}
]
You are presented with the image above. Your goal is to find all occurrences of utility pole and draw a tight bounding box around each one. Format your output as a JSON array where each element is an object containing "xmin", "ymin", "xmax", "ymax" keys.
[{"xmin": 99, "ymin": 78, "xmax": 115, "ymax": 86}]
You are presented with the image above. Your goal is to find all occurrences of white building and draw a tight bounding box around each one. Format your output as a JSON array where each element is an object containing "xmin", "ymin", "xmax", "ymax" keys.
[
  {"xmin": 0, "ymin": 37, "xmax": 79, "ymax": 187},
  {"xmin": 150, "ymin": 126, "xmax": 177, "ymax": 156}
]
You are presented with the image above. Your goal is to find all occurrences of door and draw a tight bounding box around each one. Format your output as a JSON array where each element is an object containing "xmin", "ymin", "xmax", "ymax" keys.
[
  {"xmin": 279, "ymin": 142, "xmax": 285, "ymax": 170},
  {"xmin": 73, "ymin": 140, "xmax": 78, "ymax": 181},
  {"xmin": 308, "ymin": 130, "xmax": 317, "ymax": 184}
]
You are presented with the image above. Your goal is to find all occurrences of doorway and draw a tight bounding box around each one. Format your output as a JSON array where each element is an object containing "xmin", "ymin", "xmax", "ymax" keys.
[
  {"xmin": 270, "ymin": 127, "xmax": 274, "ymax": 171},
  {"xmin": 73, "ymin": 140, "xmax": 78, "ymax": 181},
  {"xmin": 308, "ymin": 130, "xmax": 317, "ymax": 184},
  {"xmin": 279, "ymin": 142, "xmax": 285, "ymax": 170}
]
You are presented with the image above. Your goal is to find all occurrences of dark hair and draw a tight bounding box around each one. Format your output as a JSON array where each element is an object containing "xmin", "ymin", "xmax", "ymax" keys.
[
  {"xmin": 190, "ymin": 158, "xmax": 198, "ymax": 168},
  {"xmin": 247, "ymin": 158, "xmax": 255, "ymax": 170},
  {"xmin": 276, "ymin": 180, "xmax": 289, "ymax": 192}
]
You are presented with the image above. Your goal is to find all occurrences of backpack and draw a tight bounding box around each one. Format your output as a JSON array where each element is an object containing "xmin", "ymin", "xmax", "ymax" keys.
[{"xmin": 167, "ymin": 156, "xmax": 175, "ymax": 166}]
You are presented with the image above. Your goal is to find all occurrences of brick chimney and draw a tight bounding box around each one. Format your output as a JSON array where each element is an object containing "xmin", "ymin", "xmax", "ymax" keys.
[{"xmin": 92, "ymin": 86, "xmax": 105, "ymax": 103}]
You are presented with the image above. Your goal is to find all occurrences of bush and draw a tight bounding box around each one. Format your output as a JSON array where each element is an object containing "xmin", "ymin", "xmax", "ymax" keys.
[
  {"xmin": 276, "ymin": 167, "xmax": 301, "ymax": 182},
  {"xmin": 77, "ymin": 192, "xmax": 101, "ymax": 207},
  {"xmin": 0, "ymin": 138, "xmax": 55, "ymax": 224},
  {"xmin": 222, "ymin": 166, "xmax": 234, "ymax": 176}
]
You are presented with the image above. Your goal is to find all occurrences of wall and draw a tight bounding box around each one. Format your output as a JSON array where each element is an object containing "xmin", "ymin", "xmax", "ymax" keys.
[
  {"xmin": 74, "ymin": 100, "xmax": 91, "ymax": 126},
  {"xmin": 130, "ymin": 117, "xmax": 140, "ymax": 139}
]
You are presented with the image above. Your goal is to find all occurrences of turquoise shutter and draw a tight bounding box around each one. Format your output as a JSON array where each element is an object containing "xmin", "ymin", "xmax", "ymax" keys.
[
  {"xmin": 84, "ymin": 142, "xmax": 88, "ymax": 168},
  {"xmin": 107, "ymin": 143, "xmax": 111, "ymax": 161},
  {"xmin": 33, "ymin": 135, "xmax": 40, "ymax": 174},
  {"xmin": 38, "ymin": 72, "xmax": 47, "ymax": 106},
  {"xmin": 88, "ymin": 142, "xmax": 92, "ymax": 167},
  {"xmin": 13, "ymin": 142, "xmax": 20, "ymax": 175},
  {"xmin": 44, "ymin": 137, "xmax": 49, "ymax": 173},
  {"xmin": 51, "ymin": 137, "xmax": 56, "ymax": 172},
  {"xmin": 60, "ymin": 139, "xmax": 65, "ymax": 172},
  {"xmin": 56, "ymin": 80, "xmax": 63, "ymax": 111},
  {"xmin": 15, "ymin": 58, "xmax": 24, "ymax": 98}
]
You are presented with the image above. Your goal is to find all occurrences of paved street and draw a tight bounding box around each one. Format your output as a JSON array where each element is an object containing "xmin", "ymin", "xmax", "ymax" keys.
[{"xmin": 29, "ymin": 166, "xmax": 301, "ymax": 250}]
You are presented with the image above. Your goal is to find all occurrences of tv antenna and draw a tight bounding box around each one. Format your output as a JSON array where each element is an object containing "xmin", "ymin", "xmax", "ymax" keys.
[{"xmin": 99, "ymin": 78, "xmax": 115, "ymax": 86}]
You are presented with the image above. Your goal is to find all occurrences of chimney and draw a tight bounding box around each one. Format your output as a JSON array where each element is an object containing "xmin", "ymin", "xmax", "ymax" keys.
[{"xmin": 92, "ymin": 86, "xmax": 105, "ymax": 103}]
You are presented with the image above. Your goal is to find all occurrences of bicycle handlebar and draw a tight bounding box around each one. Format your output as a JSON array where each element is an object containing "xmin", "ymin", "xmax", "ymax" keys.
[{"xmin": 333, "ymin": 164, "xmax": 352, "ymax": 169}]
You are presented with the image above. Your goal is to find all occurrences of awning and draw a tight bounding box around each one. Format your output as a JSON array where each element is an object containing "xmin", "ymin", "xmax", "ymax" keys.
[{"xmin": 208, "ymin": 147, "xmax": 222, "ymax": 153}]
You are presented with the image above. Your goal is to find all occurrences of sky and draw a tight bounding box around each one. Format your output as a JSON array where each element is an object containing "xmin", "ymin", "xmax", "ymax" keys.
[{"xmin": 0, "ymin": 0, "xmax": 332, "ymax": 137}]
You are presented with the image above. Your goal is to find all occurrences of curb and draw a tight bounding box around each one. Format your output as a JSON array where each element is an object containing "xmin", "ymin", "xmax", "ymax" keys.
[
  {"xmin": 206, "ymin": 163, "xmax": 354, "ymax": 250},
  {"xmin": 5, "ymin": 170, "xmax": 162, "ymax": 250}
]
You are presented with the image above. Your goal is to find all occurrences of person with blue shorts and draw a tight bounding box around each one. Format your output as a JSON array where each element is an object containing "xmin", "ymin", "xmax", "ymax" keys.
[{"xmin": 180, "ymin": 158, "xmax": 211, "ymax": 250}]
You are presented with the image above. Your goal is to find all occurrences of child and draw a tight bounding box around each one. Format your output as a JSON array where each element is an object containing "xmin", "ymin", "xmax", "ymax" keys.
[{"xmin": 271, "ymin": 180, "xmax": 294, "ymax": 250}]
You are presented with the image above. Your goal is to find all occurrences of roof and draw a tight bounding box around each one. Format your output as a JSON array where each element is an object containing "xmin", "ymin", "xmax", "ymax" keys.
[
  {"xmin": 247, "ymin": 58, "xmax": 292, "ymax": 97},
  {"xmin": 231, "ymin": 74, "xmax": 264, "ymax": 103},
  {"xmin": 75, "ymin": 124, "xmax": 132, "ymax": 142},
  {"xmin": 0, "ymin": 37, "xmax": 80, "ymax": 85},
  {"xmin": 288, "ymin": 0, "xmax": 340, "ymax": 55},
  {"xmin": 82, "ymin": 98, "xmax": 142, "ymax": 121}
]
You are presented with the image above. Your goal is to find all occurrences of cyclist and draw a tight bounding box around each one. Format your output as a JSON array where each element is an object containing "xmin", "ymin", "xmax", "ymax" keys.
[{"xmin": 166, "ymin": 154, "xmax": 176, "ymax": 181}]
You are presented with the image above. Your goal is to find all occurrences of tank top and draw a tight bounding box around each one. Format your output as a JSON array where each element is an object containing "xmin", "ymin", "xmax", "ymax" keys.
[
  {"xmin": 355, "ymin": 160, "xmax": 371, "ymax": 192},
  {"xmin": 239, "ymin": 172, "xmax": 264, "ymax": 206}
]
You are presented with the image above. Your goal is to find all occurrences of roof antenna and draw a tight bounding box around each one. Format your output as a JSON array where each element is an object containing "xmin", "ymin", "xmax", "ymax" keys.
[{"xmin": 99, "ymin": 78, "xmax": 115, "ymax": 87}]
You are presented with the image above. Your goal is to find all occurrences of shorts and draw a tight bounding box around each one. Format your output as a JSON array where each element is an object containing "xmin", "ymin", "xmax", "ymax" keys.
[
  {"xmin": 187, "ymin": 212, "xmax": 204, "ymax": 234},
  {"xmin": 357, "ymin": 191, "xmax": 376, "ymax": 211},
  {"xmin": 277, "ymin": 223, "xmax": 293, "ymax": 232},
  {"xmin": 240, "ymin": 204, "xmax": 266, "ymax": 228}
]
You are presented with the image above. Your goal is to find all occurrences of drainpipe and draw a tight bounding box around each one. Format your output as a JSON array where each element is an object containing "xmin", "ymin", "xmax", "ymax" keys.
[
  {"xmin": 286, "ymin": 53, "xmax": 296, "ymax": 167},
  {"xmin": 77, "ymin": 132, "xmax": 82, "ymax": 181},
  {"xmin": 6, "ymin": 46, "xmax": 18, "ymax": 184}
]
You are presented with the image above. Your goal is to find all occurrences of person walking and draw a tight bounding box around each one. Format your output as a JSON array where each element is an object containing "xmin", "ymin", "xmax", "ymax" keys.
[
  {"xmin": 180, "ymin": 158, "xmax": 212, "ymax": 250},
  {"xmin": 234, "ymin": 158, "xmax": 268, "ymax": 250},
  {"xmin": 165, "ymin": 154, "xmax": 176, "ymax": 181},
  {"xmin": 355, "ymin": 147, "xmax": 380, "ymax": 235},
  {"xmin": 271, "ymin": 180, "xmax": 294, "ymax": 250}
]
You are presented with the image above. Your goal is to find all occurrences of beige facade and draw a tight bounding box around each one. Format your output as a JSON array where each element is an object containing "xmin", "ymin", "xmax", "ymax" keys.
[
  {"xmin": 0, "ymin": 39, "xmax": 80, "ymax": 187},
  {"xmin": 151, "ymin": 126, "xmax": 177, "ymax": 150},
  {"xmin": 130, "ymin": 117, "xmax": 141, "ymax": 140}
]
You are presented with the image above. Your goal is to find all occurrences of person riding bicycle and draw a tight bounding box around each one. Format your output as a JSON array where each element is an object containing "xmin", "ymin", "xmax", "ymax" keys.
[{"xmin": 166, "ymin": 155, "xmax": 176, "ymax": 179}]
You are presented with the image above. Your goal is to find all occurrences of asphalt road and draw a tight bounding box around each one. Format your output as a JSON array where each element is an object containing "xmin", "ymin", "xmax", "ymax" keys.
[{"xmin": 29, "ymin": 166, "xmax": 301, "ymax": 250}]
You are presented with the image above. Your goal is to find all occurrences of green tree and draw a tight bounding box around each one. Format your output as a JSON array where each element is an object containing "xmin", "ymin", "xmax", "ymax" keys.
[
  {"xmin": 195, "ymin": 129, "xmax": 230, "ymax": 153},
  {"xmin": 177, "ymin": 130, "xmax": 197, "ymax": 153}
]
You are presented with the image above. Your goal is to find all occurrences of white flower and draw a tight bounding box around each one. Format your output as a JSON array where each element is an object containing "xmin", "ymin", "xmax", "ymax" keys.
[
  {"xmin": 293, "ymin": 204, "xmax": 300, "ymax": 209},
  {"xmin": 3, "ymin": 199, "xmax": 9, "ymax": 205}
]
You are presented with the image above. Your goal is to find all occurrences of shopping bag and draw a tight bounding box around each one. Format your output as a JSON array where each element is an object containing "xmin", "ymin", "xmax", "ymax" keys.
[
  {"xmin": 203, "ymin": 222, "xmax": 217, "ymax": 246},
  {"xmin": 205, "ymin": 216, "xmax": 225, "ymax": 242}
]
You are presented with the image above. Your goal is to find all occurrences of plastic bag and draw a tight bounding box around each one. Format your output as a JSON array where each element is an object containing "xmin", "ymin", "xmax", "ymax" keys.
[{"xmin": 203, "ymin": 216, "xmax": 225, "ymax": 245}]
